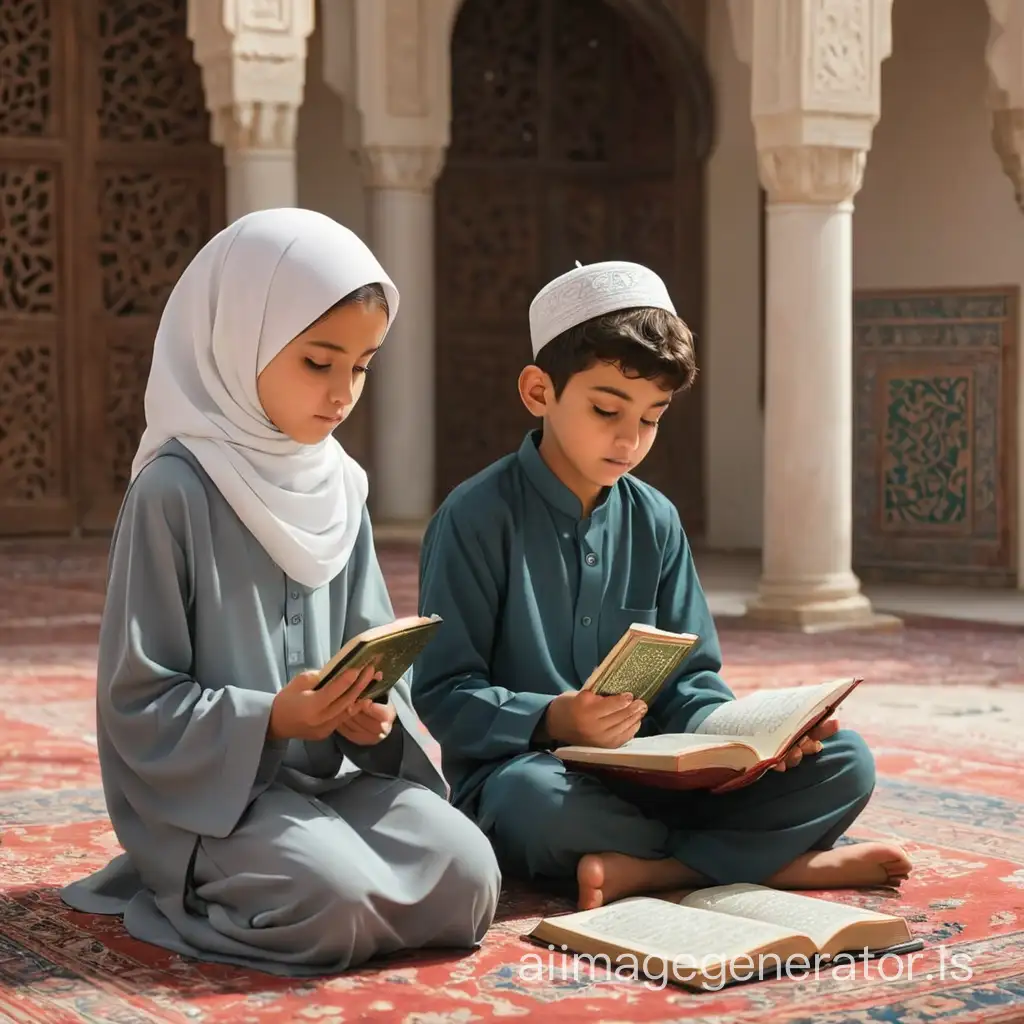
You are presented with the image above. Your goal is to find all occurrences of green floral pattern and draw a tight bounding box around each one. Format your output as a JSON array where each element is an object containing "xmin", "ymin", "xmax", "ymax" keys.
[
  {"xmin": 883, "ymin": 376, "xmax": 970, "ymax": 527},
  {"xmin": 853, "ymin": 289, "xmax": 1016, "ymax": 584}
]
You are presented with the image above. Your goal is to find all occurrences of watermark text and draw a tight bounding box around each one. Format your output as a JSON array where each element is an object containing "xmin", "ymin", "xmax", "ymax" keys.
[{"xmin": 519, "ymin": 944, "xmax": 973, "ymax": 992}]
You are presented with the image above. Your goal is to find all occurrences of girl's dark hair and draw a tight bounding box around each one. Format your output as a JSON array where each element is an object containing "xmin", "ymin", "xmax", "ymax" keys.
[
  {"xmin": 535, "ymin": 306, "xmax": 698, "ymax": 396},
  {"xmin": 305, "ymin": 283, "xmax": 390, "ymax": 331}
]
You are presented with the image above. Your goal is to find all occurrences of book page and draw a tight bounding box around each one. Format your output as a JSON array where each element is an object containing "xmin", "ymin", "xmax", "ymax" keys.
[
  {"xmin": 609, "ymin": 733, "xmax": 736, "ymax": 755},
  {"xmin": 555, "ymin": 898, "xmax": 801, "ymax": 965},
  {"xmin": 555, "ymin": 731, "xmax": 740, "ymax": 759},
  {"xmin": 680, "ymin": 885, "xmax": 895, "ymax": 951},
  {"xmin": 693, "ymin": 681, "xmax": 847, "ymax": 744}
]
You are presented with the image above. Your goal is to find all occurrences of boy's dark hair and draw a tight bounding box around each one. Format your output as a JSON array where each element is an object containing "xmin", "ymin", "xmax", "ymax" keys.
[
  {"xmin": 306, "ymin": 283, "xmax": 389, "ymax": 331},
  {"xmin": 534, "ymin": 306, "xmax": 697, "ymax": 397}
]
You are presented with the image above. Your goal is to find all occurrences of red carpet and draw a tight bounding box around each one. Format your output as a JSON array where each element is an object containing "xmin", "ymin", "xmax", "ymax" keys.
[{"xmin": 1, "ymin": 543, "xmax": 1022, "ymax": 1022}]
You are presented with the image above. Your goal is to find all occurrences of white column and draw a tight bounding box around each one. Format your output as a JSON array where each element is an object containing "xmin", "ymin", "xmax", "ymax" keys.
[
  {"xmin": 188, "ymin": 0, "xmax": 314, "ymax": 220},
  {"xmin": 736, "ymin": 0, "xmax": 897, "ymax": 631},
  {"xmin": 323, "ymin": 0, "xmax": 458, "ymax": 524},
  {"xmin": 222, "ymin": 111, "xmax": 299, "ymax": 221},
  {"xmin": 749, "ymin": 148, "xmax": 879, "ymax": 627},
  {"xmin": 362, "ymin": 146, "xmax": 445, "ymax": 525}
]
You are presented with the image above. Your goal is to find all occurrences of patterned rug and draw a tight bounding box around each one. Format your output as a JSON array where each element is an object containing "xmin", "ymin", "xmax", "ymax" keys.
[{"xmin": 1, "ymin": 543, "xmax": 1022, "ymax": 1022}]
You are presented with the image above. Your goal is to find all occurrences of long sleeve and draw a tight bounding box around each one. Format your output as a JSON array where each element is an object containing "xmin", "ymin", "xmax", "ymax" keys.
[
  {"xmin": 330, "ymin": 507, "xmax": 408, "ymax": 778},
  {"xmin": 96, "ymin": 459, "xmax": 285, "ymax": 840},
  {"xmin": 412, "ymin": 504, "xmax": 556, "ymax": 761},
  {"xmin": 647, "ymin": 506, "xmax": 735, "ymax": 734}
]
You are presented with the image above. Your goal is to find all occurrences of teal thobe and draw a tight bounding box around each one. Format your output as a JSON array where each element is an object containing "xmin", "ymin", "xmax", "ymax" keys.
[
  {"xmin": 60, "ymin": 440, "xmax": 500, "ymax": 976},
  {"xmin": 413, "ymin": 429, "xmax": 875, "ymax": 887}
]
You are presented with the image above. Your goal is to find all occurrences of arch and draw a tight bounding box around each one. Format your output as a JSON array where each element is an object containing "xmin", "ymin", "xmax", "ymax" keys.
[
  {"xmin": 440, "ymin": 0, "xmax": 715, "ymax": 160},
  {"xmin": 603, "ymin": 0, "xmax": 716, "ymax": 160},
  {"xmin": 434, "ymin": 0, "xmax": 713, "ymax": 532}
]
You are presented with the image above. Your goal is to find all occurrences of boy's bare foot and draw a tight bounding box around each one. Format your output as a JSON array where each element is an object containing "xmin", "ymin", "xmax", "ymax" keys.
[
  {"xmin": 765, "ymin": 842, "xmax": 912, "ymax": 890},
  {"xmin": 576, "ymin": 852, "xmax": 702, "ymax": 910},
  {"xmin": 575, "ymin": 842, "xmax": 911, "ymax": 911}
]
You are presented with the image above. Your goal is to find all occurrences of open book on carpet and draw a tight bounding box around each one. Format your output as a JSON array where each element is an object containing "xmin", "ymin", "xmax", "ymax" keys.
[{"xmin": 523, "ymin": 883, "xmax": 920, "ymax": 991}]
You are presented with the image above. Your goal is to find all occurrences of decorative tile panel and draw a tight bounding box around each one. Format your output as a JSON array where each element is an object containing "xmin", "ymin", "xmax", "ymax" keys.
[{"xmin": 853, "ymin": 288, "xmax": 1017, "ymax": 585}]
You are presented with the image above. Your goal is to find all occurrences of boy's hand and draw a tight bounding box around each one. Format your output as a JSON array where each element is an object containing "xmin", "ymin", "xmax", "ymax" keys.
[
  {"xmin": 268, "ymin": 664, "xmax": 379, "ymax": 742},
  {"xmin": 336, "ymin": 698, "xmax": 398, "ymax": 746},
  {"xmin": 542, "ymin": 690, "xmax": 646, "ymax": 749},
  {"xmin": 772, "ymin": 716, "xmax": 840, "ymax": 772}
]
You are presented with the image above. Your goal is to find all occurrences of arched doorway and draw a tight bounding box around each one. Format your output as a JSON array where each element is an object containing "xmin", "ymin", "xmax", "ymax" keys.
[{"xmin": 435, "ymin": 0, "xmax": 709, "ymax": 534}]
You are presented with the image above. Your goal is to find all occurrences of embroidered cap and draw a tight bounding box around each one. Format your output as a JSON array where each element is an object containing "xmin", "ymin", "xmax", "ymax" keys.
[{"xmin": 528, "ymin": 260, "xmax": 677, "ymax": 356}]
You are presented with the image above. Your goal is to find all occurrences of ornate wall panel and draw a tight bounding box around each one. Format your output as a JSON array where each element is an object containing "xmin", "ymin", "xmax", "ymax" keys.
[
  {"xmin": 853, "ymin": 288, "xmax": 1018, "ymax": 585},
  {"xmin": 0, "ymin": 1, "xmax": 71, "ymax": 532},
  {"xmin": 436, "ymin": 0, "xmax": 708, "ymax": 534},
  {"xmin": 0, "ymin": 0, "xmax": 224, "ymax": 534},
  {"xmin": 80, "ymin": 0, "xmax": 223, "ymax": 529}
]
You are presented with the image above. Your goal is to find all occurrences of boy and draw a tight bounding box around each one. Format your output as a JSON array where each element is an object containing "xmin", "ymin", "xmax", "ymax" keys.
[{"xmin": 412, "ymin": 261, "xmax": 911, "ymax": 910}]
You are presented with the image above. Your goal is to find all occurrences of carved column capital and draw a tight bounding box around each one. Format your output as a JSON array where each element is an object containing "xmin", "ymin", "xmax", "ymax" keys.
[
  {"xmin": 738, "ymin": 0, "xmax": 892, "ymax": 201},
  {"xmin": 758, "ymin": 144, "xmax": 866, "ymax": 205},
  {"xmin": 330, "ymin": 2, "xmax": 455, "ymax": 174},
  {"xmin": 215, "ymin": 99, "xmax": 298, "ymax": 152},
  {"xmin": 187, "ymin": 0, "xmax": 314, "ymax": 152},
  {"xmin": 360, "ymin": 145, "xmax": 446, "ymax": 192},
  {"xmin": 746, "ymin": 0, "xmax": 893, "ymax": 120}
]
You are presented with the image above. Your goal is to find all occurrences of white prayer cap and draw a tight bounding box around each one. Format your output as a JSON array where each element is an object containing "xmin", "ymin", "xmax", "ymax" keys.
[{"xmin": 528, "ymin": 260, "xmax": 677, "ymax": 356}]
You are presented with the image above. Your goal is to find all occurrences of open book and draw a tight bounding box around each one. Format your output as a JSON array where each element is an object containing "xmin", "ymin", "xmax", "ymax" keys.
[
  {"xmin": 554, "ymin": 677, "xmax": 860, "ymax": 793},
  {"xmin": 524, "ymin": 883, "xmax": 919, "ymax": 991},
  {"xmin": 314, "ymin": 614, "xmax": 442, "ymax": 701},
  {"xmin": 581, "ymin": 623, "xmax": 698, "ymax": 707}
]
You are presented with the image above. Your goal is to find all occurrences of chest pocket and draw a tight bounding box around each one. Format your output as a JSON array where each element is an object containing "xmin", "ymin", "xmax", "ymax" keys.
[{"xmin": 597, "ymin": 605, "xmax": 658, "ymax": 662}]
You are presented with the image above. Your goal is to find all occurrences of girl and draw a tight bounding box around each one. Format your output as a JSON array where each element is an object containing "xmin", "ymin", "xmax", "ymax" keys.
[{"xmin": 61, "ymin": 209, "xmax": 501, "ymax": 976}]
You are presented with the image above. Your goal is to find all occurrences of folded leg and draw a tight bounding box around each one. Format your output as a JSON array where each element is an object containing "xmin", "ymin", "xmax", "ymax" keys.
[
  {"xmin": 129, "ymin": 776, "xmax": 500, "ymax": 976},
  {"xmin": 475, "ymin": 750, "xmax": 673, "ymax": 885},
  {"xmin": 629, "ymin": 728, "xmax": 878, "ymax": 884}
]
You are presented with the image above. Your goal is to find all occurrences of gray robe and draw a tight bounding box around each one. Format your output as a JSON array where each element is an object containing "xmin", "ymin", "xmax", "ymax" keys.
[{"xmin": 60, "ymin": 440, "xmax": 500, "ymax": 976}]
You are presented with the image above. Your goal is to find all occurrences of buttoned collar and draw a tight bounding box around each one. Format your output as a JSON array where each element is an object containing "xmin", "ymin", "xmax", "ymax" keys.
[{"xmin": 516, "ymin": 429, "xmax": 614, "ymax": 522}]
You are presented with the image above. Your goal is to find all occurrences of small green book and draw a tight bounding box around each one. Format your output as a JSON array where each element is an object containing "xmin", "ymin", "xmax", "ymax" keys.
[
  {"xmin": 314, "ymin": 614, "xmax": 443, "ymax": 702},
  {"xmin": 581, "ymin": 623, "xmax": 698, "ymax": 707}
]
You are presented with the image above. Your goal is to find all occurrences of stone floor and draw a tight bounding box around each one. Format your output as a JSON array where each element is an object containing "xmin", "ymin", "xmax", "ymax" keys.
[{"xmin": 693, "ymin": 552, "xmax": 1024, "ymax": 628}]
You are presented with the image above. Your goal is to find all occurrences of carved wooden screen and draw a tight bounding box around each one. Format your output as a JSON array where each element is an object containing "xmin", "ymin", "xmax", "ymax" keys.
[
  {"xmin": 0, "ymin": 0, "xmax": 224, "ymax": 536},
  {"xmin": 435, "ymin": 0, "xmax": 706, "ymax": 534}
]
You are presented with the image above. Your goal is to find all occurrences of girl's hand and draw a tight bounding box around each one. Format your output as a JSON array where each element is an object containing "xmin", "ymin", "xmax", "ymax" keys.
[
  {"xmin": 336, "ymin": 698, "xmax": 398, "ymax": 746},
  {"xmin": 268, "ymin": 663, "xmax": 379, "ymax": 741}
]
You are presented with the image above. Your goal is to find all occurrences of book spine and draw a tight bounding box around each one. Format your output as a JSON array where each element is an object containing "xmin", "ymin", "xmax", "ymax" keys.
[{"xmin": 566, "ymin": 762, "xmax": 746, "ymax": 792}]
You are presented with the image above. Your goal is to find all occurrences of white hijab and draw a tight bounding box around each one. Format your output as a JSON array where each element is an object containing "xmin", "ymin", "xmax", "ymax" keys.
[{"xmin": 131, "ymin": 208, "xmax": 399, "ymax": 589}]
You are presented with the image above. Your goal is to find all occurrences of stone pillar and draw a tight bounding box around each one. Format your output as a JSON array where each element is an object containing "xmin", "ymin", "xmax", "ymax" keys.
[
  {"xmin": 734, "ymin": 0, "xmax": 899, "ymax": 631},
  {"xmin": 188, "ymin": 0, "xmax": 314, "ymax": 221},
  {"xmin": 986, "ymin": 0, "xmax": 1024, "ymax": 210},
  {"xmin": 317, "ymin": 0, "xmax": 458, "ymax": 526},
  {"xmin": 362, "ymin": 146, "xmax": 445, "ymax": 525}
]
